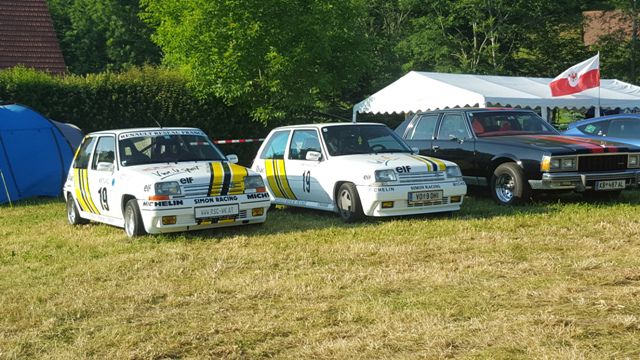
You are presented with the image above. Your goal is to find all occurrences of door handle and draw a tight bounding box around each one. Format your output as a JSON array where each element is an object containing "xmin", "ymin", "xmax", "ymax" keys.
[{"xmin": 431, "ymin": 145, "xmax": 440, "ymax": 151}]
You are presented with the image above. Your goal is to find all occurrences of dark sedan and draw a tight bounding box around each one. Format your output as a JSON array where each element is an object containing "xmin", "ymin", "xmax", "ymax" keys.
[
  {"xmin": 563, "ymin": 114, "xmax": 640, "ymax": 147},
  {"xmin": 396, "ymin": 109, "xmax": 640, "ymax": 205}
]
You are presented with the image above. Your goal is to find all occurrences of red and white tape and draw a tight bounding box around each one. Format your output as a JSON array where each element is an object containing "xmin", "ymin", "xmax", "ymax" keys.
[{"xmin": 212, "ymin": 138, "xmax": 265, "ymax": 144}]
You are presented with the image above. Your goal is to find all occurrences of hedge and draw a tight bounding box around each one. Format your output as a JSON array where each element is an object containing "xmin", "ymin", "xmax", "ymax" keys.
[{"xmin": 0, "ymin": 66, "xmax": 268, "ymax": 165}]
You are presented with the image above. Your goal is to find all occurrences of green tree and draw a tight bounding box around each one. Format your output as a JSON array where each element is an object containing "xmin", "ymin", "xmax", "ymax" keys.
[
  {"xmin": 48, "ymin": 0, "xmax": 161, "ymax": 74},
  {"xmin": 142, "ymin": 0, "xmax": 372, "ymax": 124}
]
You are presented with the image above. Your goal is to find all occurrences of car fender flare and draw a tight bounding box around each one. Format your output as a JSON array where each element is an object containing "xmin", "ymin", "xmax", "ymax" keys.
[{"xmin": 487, "ymin": 154, "xmax": 523, "ymax": 177}]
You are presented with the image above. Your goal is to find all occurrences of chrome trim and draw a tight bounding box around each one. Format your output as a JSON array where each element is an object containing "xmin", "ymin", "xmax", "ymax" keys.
[{"xmin": 528, "ymin": 169, "xmax": 640, "ymax": 190}]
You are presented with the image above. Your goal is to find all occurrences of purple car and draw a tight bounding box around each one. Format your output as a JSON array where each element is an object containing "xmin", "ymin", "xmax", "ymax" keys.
[{"xmin": 563, "ymin": 114, "xmax": 640, "ymax": 147}]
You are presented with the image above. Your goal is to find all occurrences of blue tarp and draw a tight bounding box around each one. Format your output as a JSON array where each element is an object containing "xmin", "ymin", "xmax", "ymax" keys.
[{"xmin": 0, "ymin": 104, "xmax": 79, "ymax": 204}]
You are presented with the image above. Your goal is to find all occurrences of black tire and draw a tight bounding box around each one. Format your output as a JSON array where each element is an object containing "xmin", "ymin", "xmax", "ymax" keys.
[
  {"xmin": 336, "ymin": 183, "xmax": 364, "ymax": 222},
  {"xmin": 66, "ymin": 195, "xmax": 88, "ymax": 225},
  {"xmin": 124, "ymin": 199, "xmax": 146, "ymax": 237},
  {"xmin": 490, "ymin": 163, "xmax": 531, "ymax": 205},
  {"xmin": 583, "ymin": 190, "xmax": 622, "ymax": 201}
]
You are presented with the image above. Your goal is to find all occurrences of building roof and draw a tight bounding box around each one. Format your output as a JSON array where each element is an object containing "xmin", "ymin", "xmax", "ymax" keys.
[
  {"xmin": 583, "ymin": 10, "xmax": 634, "ymax": 46},
  {"xmin": 0, "ymin": 0, "xmax": 66, "ymax": 73}
]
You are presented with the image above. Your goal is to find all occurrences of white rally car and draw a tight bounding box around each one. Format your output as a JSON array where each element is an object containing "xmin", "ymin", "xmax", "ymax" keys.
[
  {"xmin": 63, "ymin": 128, "xmax": 270, "ymax": 237},
  {"xmin": 251, "ymin": 123, "xmax": 467, "ymax": 222}
]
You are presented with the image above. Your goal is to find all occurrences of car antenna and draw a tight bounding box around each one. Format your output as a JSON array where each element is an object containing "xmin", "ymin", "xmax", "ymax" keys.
[{"xmin": 153, "ymin": 119, "xmax": 163, "ymax": 128}]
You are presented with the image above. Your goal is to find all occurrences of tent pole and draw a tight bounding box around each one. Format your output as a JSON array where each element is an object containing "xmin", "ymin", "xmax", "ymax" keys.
[
  {"xmin": 0, "ymin": 170, "xmax": 12, "ymax": 207},
  {"xmin": 596, "ymin": 85, "xmax": 601, "ymax": 117},
  {"xmin": 352, "ymin": 108, "xmax": 357, "ymax": 123}
]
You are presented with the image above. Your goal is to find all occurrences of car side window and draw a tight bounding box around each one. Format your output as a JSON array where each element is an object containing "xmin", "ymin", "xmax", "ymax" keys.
[
  {"xmin": 91, "ymin": 136, "xmax": 116, "ymax": 170},
  {"xmin": 438, "ymin": 114, "xmax": 470, "ymax": 140},
  {"xmin": 578, "ymin": 121, "xmax": 608, "ymax": 136},
  {"xmin": 260, "ymin": 130, "xmax": 290, "ymax": 159},
  {"xmin": 607, "ymin": 118, "xmax": 640, "ymax": 139},
  {"xmin": 289, "ymin": 130, "xmax": 322, "ymax": 160},
  {"xmin": 73, "ymin": 136, "xmax": 97, "ymax": 169},
  {"xmin": 409, "ymin": 114, "xmax": 438, "ymax": 140}
]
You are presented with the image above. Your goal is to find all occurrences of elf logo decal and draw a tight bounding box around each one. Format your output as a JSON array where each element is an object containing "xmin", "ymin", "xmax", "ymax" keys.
[
  {"xmin": 396, "ymin": 166, "xmax": 411, "ymax": 173},
  {"xmin": 265, "ymin": 159, "xmax": 296, "ymax": 199},
  {"xmin": 410, "ymin": 155, "xmax": 447, "ymax": 171},
  {"xmin": 208, "ymin": 162, "xmax": 247, "ymax": 196},
  {"xmin": 73, "ymin": 168, "xmax": 101, "ymax": 214},
  {"xmin": 180, "ymin": 177, "xmax": 194, "ymax": 184}
]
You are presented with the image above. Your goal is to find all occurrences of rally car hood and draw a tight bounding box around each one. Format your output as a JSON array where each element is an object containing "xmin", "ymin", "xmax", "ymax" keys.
[
  {"xmin": 126, "ymin": 161, "xmax": 214, "ymax": 181},
  {"xmin": 479, "ymin": 134, "xmax": 638, "ymax": 155},
  {"xmin": 328, "ymin": 152, "xmax": 455, "ymax": 173}
]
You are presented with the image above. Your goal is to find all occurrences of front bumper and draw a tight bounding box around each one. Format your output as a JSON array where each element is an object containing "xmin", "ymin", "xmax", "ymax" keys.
[
  {"xmin": 528, "ymin": 169, "xmax": 640, "ymax": 191},
  {"xmin": 139, "ymin": 195, "xmax": 270, "ymax": 234},
  {"xmin": 357, "ymin": 180, "xmax": 467, "ymax": 217}
]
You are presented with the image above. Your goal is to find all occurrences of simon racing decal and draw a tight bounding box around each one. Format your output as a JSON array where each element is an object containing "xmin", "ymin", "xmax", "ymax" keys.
[
  {"xmin": 208, "ymin": 162, "xmax": 247, "ymax": 196},
  {"xmin": 265, "ymin": 159, "xmax": 296, "ymax": 200},
  {"xmin": 409, "ymin": 155, "xmax": 447, "ymax": 171},
  {"xmin": 74, "ymin": 168, "xmax": 101, "ymax": 214}
]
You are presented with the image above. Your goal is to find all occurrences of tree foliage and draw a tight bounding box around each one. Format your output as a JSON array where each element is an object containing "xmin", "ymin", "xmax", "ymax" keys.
[
  {"xmin": 48, "ymin": 0, "xmax": 161, "ymax": 74},
  {"xmin": 141, "ymin": 0, "xmax": 372, "ymax": 124}
]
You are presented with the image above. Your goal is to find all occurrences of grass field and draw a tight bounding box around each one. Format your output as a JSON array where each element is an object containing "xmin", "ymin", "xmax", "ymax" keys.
[{"xmin": 1, "ymin": 191, "xmax": 640, "ymax": 359}]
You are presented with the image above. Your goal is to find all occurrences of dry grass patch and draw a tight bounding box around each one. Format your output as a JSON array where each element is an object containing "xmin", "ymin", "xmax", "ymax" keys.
[{"xmin": 1, "ymin": 193, "xmax": 640, "ymax": 359}]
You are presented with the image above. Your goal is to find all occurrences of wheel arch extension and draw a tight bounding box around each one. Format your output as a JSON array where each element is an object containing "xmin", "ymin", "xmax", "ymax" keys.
[{"xmin": 121, "ymin": 194, "xmax": 136, "ymax": 215}]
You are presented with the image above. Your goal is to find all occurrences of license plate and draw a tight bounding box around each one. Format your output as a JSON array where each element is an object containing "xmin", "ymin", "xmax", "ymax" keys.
[
  {"xmin": 408, "ymin": 190, "xmax": 443, "ymax": 204},
  {"xmin": 595, "ymin": 179, "xmax": 626, "ymax": 191},
  {"xmin": 195, "ymin": 204, "xmax": 239, "ymax": 219}
]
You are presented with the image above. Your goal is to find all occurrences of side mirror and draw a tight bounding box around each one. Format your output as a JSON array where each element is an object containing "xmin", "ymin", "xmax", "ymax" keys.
[
  {"xmin": 449, "ymin": 134, "xmax": 464, "ymax": 144},
  {"xmin": 227, "ymin": 154, "xmax": 239, "ymax": 164},
  {"xmin": 305, "ymin": 151, "xmax": 322, "ymax": 161},
  {"xmin": 411, "ymin": 147, "xmax": 419, "ymax": 155},
  {"xmin": 96, "ymin": 162, "xmax": 114, "ymax": 172}
]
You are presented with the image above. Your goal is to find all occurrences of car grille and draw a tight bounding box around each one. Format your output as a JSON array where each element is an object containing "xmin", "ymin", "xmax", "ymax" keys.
[
  {"xmin": 398, "ymin": 171, "xmax": 445, "ymax": 183},
  {"xmin": 407, "ymin": 197, "xmax": 450, "ymax": 207},
  {"xmin": 578, "ymin": 154, "xmax": 628, "ymax": 172}
]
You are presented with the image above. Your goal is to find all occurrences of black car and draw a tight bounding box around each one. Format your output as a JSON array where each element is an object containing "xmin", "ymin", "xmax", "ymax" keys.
[{"xmin": 396, "ymin": 109, "xmax": 640, "ymax": 205}]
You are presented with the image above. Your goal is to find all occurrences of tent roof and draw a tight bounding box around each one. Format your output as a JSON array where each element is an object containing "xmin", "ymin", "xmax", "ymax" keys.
[{"xmin": 354, "ymin": 71, "xmax": 640, "ymax": 115}]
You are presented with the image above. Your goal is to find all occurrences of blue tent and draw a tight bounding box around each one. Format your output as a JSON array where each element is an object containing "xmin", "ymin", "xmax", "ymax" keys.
[{"xmin": 0, "ymin": 104, "xmax": 82, "ymax": 204}]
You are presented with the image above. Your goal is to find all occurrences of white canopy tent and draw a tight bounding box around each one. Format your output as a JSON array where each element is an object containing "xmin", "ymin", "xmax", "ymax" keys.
[{"xmin": 353, "ymin": 71, "xmax": 640, "ymax": 121}]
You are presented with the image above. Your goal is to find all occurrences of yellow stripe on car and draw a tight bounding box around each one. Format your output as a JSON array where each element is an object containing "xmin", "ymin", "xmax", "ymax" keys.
[
  {"xmin": 82, "ymin": 168, "xmax": 101, "ymax": 214},
  {"xmin": 410, "ymin": 155, "xmax": 432, "ymax": 171},
  {"xmin": 275, "ymin": 159, "xmax": 296, "ymax": 199},
  {"xmin": 228, "ymin": 163, "xmax": 247, "ymax": 195},
  {"xmin": 265, "ymin": 159, "xmax": 285, "ymax": 198}
]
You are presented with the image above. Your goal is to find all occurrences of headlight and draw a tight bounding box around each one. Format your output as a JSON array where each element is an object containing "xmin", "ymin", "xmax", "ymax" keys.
[
  {"xmin": 244, "ymin": 175, "xmax": 266, "ymax": 192},
  {"xmin": 375, "ymin": 169, "xmax": 397, "ymax": 183},
  {"xmin": 541, "ymin": 155, "xmax": 577, "ymax": 172},
  {"xmin": 629, "ymin": 154, "xmax": 640, "ymax": 168},
  {"xmin": 445, "ymin": 166, "xmax": 462, "ymax": 178},
  {"xmin": 155, "ymin": 181, "xmax": 181, "ymax": 195}
]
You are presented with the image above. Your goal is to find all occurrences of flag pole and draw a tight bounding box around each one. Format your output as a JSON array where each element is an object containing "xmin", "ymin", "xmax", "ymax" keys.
[{"xmin": 596, "ymin": 52, "xmax": 601, "ymax": 117}]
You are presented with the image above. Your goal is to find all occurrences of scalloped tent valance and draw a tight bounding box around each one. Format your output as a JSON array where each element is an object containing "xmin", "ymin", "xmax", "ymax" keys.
[{"xmin": 353, "ymin": 71, "xmax": 640, "ymax": 121}]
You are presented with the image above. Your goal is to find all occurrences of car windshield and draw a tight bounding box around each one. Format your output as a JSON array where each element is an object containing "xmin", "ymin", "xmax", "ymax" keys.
[
  {"xmin": 322, "ymin": 124, "xmax": 412, "ymax": 156},
  {"xmin": 470, "ymin": 111, "xmax": 559, "ymax": 137},
  {"xmin": 118, "ymin": 130, "xmax": 226, "ymax": 166}
]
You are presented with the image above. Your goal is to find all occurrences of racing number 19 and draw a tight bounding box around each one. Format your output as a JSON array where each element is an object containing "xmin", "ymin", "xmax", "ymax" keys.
[
  {"xmin": 302, "ymin": 170, "xmax": 311, "ymax": 193},
  {"xmin": 98, "ymin": 187, "xmax": 109, "ymax": 211}
]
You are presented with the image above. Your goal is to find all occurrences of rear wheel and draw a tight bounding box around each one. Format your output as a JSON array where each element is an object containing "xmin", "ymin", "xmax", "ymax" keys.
[
  {"xmin": 66, "ymin": 195, "xmax": 88, "ymax": 225},
  {"xmin": 336, "ymin": 183, "xmax": 364, "ymax": 222},
  {"xmin": 490, "ymin": 163, "xmax": 531, "ymax": 205},
  {"xmin": 124, "ymin": 199, "xmax": 146, "ymax": 237}
]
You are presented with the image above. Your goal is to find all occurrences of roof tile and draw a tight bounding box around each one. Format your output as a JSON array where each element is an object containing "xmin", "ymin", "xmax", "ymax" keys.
[{"xmin": 0, "ymin": 0, "xmax": 66, "ymax": 73}]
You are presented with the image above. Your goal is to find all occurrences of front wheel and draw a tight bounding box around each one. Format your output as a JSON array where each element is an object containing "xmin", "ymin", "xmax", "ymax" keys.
[
  {"xmin": 490, "ymin": 163, "xmax": 531, "ymax": 205},
  {"xmin": 124, "ymin": 199, "xmax": 146, "ymax": 237},
  {"xmin": 336, "ymin": 183, "xmax": 364, "ymax": 223},
  {"xmin": 66, "ymin": 195, "xmax": 88, "ymax": 225}
]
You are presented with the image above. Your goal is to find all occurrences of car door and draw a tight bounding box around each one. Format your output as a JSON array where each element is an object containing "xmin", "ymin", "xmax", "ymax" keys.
[
  {"xmin": 401, "ymin": 113, "xmax": 439, "ymax": 156},
  {"xmin": 431, "ymin": 112, "xmax": 476, "ymax": 175},
  {"xmin": 87, "ymin": 135, "xmax": 119, "ymax": 219},
  {"xmin": 255, "ymin": 130, "xmax": 298, "ymax": 202},
  {"xmin": 284, "ymin": 129, "xmax": 332, "ymax": 204},
  {"xmin": 71, "ymin": 136, "xmax": 99, "ymax": 216}
]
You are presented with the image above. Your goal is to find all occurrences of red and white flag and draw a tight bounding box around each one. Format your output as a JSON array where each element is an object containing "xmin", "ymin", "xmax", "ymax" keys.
[{"xmin": 549, "ymin": 54, "xmax": 600, "ymax": 97}]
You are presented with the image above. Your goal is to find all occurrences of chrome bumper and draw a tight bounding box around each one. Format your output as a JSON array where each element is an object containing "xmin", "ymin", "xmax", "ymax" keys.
[{"xmin": 528, "ymin": 169, "xmax": 640, "ymax": 191}]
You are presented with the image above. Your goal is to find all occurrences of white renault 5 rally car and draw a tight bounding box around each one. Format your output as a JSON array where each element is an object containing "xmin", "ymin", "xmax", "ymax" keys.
[
  {"xmin": 251, "ymin": 123, "xmax": 467, "ymax": 222},
  {"xmin": 63, "ymin": 128, "xmax": 270, "ymax": 237}
]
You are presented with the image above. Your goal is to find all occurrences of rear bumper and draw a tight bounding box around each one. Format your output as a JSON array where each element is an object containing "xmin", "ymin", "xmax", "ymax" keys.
[{"xmin": 528, "ymin": 169, "xmax": 640, "ymax": 191}]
